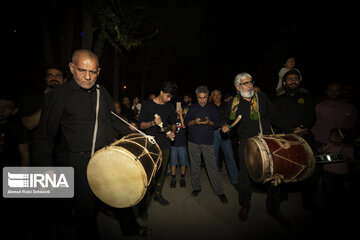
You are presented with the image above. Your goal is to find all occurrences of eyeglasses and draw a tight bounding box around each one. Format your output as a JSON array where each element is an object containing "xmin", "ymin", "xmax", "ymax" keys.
[{"xmin": 240, "ymin": 81, "xmax": 255, "ymax": 86}]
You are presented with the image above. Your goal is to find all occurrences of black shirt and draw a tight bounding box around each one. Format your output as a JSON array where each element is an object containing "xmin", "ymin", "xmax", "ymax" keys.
[
  {"xmin": 272, "ymin": 91, "xmax": 316, "ymax": 130},
  {"xmin": 0, "ymin": 121, "xmax": 30, "ymax": 167},
  {"xmin": 138, "ymin": 99, "xmax": 176, "ymax": 150},
  {"xmin": 32, "ymin": 79, "xmax": 132, "ymax": 165},
  {"xmin": 212, "ymin": 102, "xmax": 229, "ymax": 127},
  {"xmin": 231, "ymin": 92, "xmax": 291, "ymax": 141}
]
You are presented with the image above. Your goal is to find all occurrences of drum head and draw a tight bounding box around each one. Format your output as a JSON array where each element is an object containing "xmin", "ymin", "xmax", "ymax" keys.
[
  {"xmin": 87, "ymin": 147, "xmax": 147, "ymax": 208},
  {"xmin": 245, "ymin": 137, "xmax": 271, "ymax": 182}
]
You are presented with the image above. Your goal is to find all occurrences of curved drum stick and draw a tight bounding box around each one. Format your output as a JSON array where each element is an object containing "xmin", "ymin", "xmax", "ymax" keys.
[{"xmin": 228, "ymin": 114, "xmax": 242, "ymax": 129}]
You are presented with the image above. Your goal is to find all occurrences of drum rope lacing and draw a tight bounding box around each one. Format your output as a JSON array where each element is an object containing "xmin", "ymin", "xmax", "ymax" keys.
[
  {"xmin": 111, "ymin": 111, "xmax": 157, "ymax": 144},
  {"xmin": 262, "ymin": 135, "xmax": 307, "ymax": 186}
]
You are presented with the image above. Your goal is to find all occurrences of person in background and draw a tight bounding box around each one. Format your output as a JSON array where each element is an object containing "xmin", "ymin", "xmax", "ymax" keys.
[
  {"xmin": 275, "ymin": 57, "xmax": 307, "ymax": 96},
  {"xmin": 131, "ymin": 95, "xmax": 142, "ymax": 120},
  {"xmin": 311, "ymin": 82, "xmax": 357, "ymax": 150},
  {"xmin": 0, "ymin": 91, "xmax": 31, "ymax": 240},
  {"xmin": 185, "ymin": 85, "xmax": 228, "ymax": 204},
  {"xmin": 139, "ymin": 81, "xmax": 178, "ymax": 206},
  {"xmin": 170, "ymin": 105, "xmax": 188, "ymax": 188},
  {"xmin": 210, "ymin": 89, "xmax": 238, "ymax": 188},
  {"xmin": 19, "ymin": 65, "xmax": 66, "ymax": 132},
  {"xmin": 182, "ymin": 93, "xmax": 192, "ymax": 117}
]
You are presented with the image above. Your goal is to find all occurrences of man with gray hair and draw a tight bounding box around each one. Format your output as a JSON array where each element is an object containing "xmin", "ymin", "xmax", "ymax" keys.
[
  {"xmin": 222, "ymin": 72, "xmax": 293, "ymax": 227},
  {"xmin": 185, "ymin": 86, "xmax": 228, "ymax": 204}
]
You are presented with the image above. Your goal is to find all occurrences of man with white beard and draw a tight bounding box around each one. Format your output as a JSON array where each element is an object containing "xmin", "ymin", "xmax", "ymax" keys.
[{"xmin": 221, "ymin": 72, "xmax": 293, "ymax": 228}]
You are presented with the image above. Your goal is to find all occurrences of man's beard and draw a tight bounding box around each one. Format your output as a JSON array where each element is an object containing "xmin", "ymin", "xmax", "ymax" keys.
[
  {"xmin": 47, "ymin": 80, "xmax": 61, "ymax": 88},
  {"xmin": 285, "ymin": 84, "xmax": 299, "ymax": 94},
  {"xmin": 240, "ymin": 88, "xmax": 254, "ymax": 98}
]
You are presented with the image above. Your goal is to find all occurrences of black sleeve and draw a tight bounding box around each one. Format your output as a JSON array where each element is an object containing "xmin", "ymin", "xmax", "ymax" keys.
[
  {"xmin": 303, "ymin": 95, "xmax": 316, "ymax": 129},
  {"xmin": 32, "ymin": 91, "xmax": 63, "ymax": 166},
  {"xmin": 266, "ymin": 94, "xmax": 292, "ymax": 133},
  {"xmin": 102, "ymin": 87, "xmax": 133, "ymax": 136}
]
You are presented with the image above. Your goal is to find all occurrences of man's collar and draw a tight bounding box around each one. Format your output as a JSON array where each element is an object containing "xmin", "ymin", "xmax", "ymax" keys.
[{"xmin": 69, "ymin": 79, "xmax": 97, "ymax": 92}]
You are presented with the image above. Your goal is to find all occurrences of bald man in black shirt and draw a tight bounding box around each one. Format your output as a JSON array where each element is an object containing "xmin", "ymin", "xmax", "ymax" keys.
[{"xmin": 33, "ymin": 49, "xmax": 152, "ymax": 238}]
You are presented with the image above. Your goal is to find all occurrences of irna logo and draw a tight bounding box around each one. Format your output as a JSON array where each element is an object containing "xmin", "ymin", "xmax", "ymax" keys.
[{"xmin": 8, "ymin": 172, "xmax": 69, "ymax": 188}]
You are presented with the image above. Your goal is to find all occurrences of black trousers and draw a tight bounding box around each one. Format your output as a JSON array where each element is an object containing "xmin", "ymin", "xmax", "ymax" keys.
[
  {"xmin": 237, "ymin": 141, "xmax": 282, "ymax": 211},
  {"xmin": 69, "ymin": 152, "xmax": 140, "ymax": 239}
]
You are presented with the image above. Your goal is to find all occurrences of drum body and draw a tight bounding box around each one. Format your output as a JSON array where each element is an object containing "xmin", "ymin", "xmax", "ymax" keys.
[
  {"xmin": 87, "ymin": 133, "xmax": 162, "ymax": 208},
  {"xmin": 244, "ymin": 134, "xmax": 315, "ymax": 183}
]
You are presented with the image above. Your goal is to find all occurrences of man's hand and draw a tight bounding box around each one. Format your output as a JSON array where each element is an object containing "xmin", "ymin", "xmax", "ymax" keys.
[
  {"xmin": 293, "ymin": 127, "xmax": 308, "ymax": 136},
  {"xmin": 166, "ymin": 131, "xmax": 175, "ymax": 141},
  {"xmin": 154, "ymin": 116, "xmax": 162, "ymax": 126},
  {"xmin": 194, "ymin": 118, "xmax": 202, "ymax": 125},
  {"xmin": 221, "ymin": 124, "xmax": 230, "ymax": 133},
  {"xmin": 201, "ymin": 116, "xmax": 210, "ymax": 125}
]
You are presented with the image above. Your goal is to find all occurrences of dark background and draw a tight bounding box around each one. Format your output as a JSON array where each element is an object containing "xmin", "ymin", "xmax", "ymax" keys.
[{"xmin": 3, "ymin": 1, "xmax": 359, "ymax": 102}]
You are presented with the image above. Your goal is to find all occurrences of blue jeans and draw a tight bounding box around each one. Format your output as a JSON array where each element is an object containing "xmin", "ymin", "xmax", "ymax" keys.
[
  {"xmin": 170, "ymin": 146, "xmax": 188, "ymax": 167},
  {"xmin": 213, "ymin": 130, "xmax": 238, "ymax": 184}
]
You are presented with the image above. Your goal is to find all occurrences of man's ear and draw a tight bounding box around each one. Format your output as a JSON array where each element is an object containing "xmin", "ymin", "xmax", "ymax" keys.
[{"xmin": 69, "ymin": 62, "xmax": 75, "ymax": 74}]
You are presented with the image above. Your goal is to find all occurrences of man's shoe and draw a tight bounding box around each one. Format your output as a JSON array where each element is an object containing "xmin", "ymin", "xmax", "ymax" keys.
[
  {"xmin": 238, "ymin": 207, "xmax": 249, "ymax": 221},
  {"xmin": 267, "ymin": 210, "xmax": 292, "ymax": 228},
  {"xmin": 170, "ymin": 179, "xmax": 176, "ymax": 188},
  {"xmin": 217, "ymin": 194, "xmax": 228, "ymax": 204},
  {"xmin": 180, "ymin": 179, "xmax": 186, "ymax": 188},
  {"xmin": 191, "ymin": 189, "xmax": 201, "ymax": 197},
  {"xmin": 154, "ymin": 194, "xmax": 169, "ymax": 206}
]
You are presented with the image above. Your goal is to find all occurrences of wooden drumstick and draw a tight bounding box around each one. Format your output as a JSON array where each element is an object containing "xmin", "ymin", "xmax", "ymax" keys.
[
  {"xmin": 228, "ymin": 114, "xmax": 242, "ymax": 129},
  {"xmin": 154, "ymin": 114, "xmax": 163, "ymax": 128},
  {"xmin": 155, "ymin": 114, "xmax": 174, "ymax": 140},
  {"xmin": 166, "ymin": 130, "xmax": 174, "ymax": 141}
]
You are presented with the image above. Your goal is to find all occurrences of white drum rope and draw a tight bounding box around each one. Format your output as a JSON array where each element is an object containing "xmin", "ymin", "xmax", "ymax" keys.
[{"xmin": 111, "ymin": 111, "xmax": 156, "ymax": 144}]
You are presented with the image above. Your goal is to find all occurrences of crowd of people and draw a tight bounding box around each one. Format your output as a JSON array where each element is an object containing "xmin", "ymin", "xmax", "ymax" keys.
[{"xmin": 1, "ymin": 50, "xmax": 359, "ymax": 239}]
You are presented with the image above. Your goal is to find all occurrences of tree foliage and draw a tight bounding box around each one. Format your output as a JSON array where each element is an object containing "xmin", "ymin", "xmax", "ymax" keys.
[{"xmin": 85, "ymin": 0, "xmax": 158, "ymax": 54}]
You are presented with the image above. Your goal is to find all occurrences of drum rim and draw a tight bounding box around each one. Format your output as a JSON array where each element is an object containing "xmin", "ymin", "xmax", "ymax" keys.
[{"xmin": 245, "ymin": 135, "xmax": 273, "ymax": 183}]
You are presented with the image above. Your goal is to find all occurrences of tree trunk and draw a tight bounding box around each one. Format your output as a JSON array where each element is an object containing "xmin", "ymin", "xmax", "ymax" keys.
[{"xmin": 113, "ymin": 51, "xmax": 121, "ymax": 101}]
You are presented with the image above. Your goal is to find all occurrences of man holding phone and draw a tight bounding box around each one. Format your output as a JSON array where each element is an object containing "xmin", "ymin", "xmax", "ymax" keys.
[{"xmin": 184, "ymin": 86, "xmax": 228, "ymax": 204}]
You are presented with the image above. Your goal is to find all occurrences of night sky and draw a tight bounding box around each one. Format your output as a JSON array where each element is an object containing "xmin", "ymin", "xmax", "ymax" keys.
[{"xmin": 3, "ymin": 1, "xmax": 359, "ymax": 101}]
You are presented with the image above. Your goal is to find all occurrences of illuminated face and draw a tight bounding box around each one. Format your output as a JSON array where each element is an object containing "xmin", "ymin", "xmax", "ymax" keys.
[
  {"xmin": 197, "ymin": 92, "xmax": 208, "ymax": 107},
  {"xmin": 159, "ymin": 91, "xmax": 173, "ymax": 103},
  {"xmin": 183, "ymin": 96, "xmax": 191, "ymax": 105},
  {"xmin": 236, "ymin": 77, "xmax": 254, "ymax": 98},
  {"xmin": 284, "ymin": 57, "xmax": 295, "ymax": 68},
  {"xmin": 211, "ymin": 90, "xmax": 222, "ymax": 103},
  {"xmin": 326, "ymin": 83, "xmax": 342, "ymax": 100},
  {"xmin": 283, "ymin": 73, "xmax": 300, "ymax": 91},
  {"xmin": 69, "ymin": 54, "xmax": 100, "ymax": 89},
  {"xmin": 45, "ymin": 68, "xmax": 65, "ymax": 88}
]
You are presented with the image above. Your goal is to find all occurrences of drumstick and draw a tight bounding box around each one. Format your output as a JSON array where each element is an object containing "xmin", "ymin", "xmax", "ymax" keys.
[
  {"xmin": 155, "ymin": 114, "xmax": 174, "ymax": 141},
  {"xmin": 228, "ymin": 114, "xmax": 242, "ymax": 129},
  {"xmin": 154, "ymin": 114, "xmax": 163, "ymax": 127}
]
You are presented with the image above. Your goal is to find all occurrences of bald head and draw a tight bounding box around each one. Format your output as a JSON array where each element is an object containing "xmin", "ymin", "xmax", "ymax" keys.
[{"xmin": 72, "ymin": 49, "xmax": 99, "ymax": 68}]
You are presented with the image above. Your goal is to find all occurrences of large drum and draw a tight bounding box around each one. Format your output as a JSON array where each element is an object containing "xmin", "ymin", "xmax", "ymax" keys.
[
  {"xmin": 244, "ymin": 134, "xmax": 315, "ymax": 184},
  {"xmin": 87, "ymin": 133, "xmax": 162, "ymax": 208}
]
